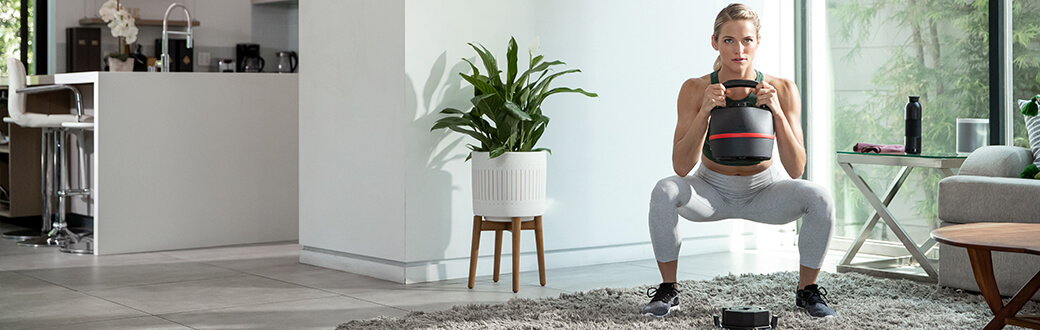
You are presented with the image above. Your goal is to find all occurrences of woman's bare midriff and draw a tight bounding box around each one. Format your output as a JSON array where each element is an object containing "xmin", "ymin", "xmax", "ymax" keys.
[{"xmin": 702, "ymin": 156, "xmax": 772, "ymax": 176}]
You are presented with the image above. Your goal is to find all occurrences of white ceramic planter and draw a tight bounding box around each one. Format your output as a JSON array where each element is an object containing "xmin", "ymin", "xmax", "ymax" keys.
[
  {"xmin": 471, "ymin": 151, "xmax": 547, "ymax": 221},
  {"xmin": 107, "ymin": 57, "xmax": 134, "ymax": 72}
]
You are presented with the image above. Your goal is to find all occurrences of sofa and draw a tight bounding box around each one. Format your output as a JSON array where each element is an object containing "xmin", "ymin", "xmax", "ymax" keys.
[{"xmin": 937, "ymin": 145, "xmax": 1040, "ymax": 300}]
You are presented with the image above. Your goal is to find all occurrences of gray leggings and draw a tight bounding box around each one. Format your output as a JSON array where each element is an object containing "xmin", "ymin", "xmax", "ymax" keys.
[{"xmin": 649, "ymin": 165, "xmax": 835, "ymax": 269}]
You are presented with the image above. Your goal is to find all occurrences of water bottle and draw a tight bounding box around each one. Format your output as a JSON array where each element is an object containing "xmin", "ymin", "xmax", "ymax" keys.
[{"xmin": 905, "ymin": 96, "xmax": 922, "ymax": 154}]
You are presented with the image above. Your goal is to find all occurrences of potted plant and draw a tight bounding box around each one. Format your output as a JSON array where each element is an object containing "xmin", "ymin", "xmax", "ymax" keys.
[
  {"xmin": 99, "ymin": 0, "xmax": 138, "ymax": 72},
  {"xmin": 431, "ymin": 37, "xmax": 596, "ymax": 219}
]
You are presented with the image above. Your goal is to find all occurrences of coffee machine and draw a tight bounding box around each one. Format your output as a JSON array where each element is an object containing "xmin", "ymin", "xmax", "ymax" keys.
[{"xmin": 236, "ymin": 43, "xmax": 263, "ymax": 72}]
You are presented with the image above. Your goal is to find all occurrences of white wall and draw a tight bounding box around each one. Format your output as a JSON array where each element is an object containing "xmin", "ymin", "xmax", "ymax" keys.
[
  {"xmin": 300, "ymin": 0, "xmax": 795, "ymax": 283},
  {"xmin": 298, "ymin": 0, "xmax": 408, "ymax": 280},
  {"xmin": 49, "ymin": 0, "xmax": 296, "ymax": 73}
]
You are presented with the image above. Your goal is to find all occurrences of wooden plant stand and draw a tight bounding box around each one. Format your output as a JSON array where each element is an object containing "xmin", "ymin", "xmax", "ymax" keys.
[{"xmin": 467, "ymin": 215, "xmax": 545, "ymax": 293}]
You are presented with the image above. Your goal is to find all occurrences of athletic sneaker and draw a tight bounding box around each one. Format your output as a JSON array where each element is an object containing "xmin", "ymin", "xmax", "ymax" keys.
[
  {"xmin": 642, "ymin": 282, "xmax": 681, "ymax": 317},
  {"xmin": 796, "ymin": 284, "xmax": 837, "ymax": 318}
]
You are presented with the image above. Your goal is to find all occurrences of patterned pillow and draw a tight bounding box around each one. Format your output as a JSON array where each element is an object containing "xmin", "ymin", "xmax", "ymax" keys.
[
  {"xmin": 1018, "ymin": 98, "xmax": 1040, "ymax": 178},
  {"xmin": 1021, "ymin": 98, "xmax": 1040, "ymax": 162},
  {"xmin": 1028, "ymin": 114, "xmax": 1040, "ymax": 166}
]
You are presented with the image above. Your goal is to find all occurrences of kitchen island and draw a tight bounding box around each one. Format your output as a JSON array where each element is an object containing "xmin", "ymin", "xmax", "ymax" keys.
[{"xmin": 3, "ymin": 72, "xmax": 299, "ymax": 255}]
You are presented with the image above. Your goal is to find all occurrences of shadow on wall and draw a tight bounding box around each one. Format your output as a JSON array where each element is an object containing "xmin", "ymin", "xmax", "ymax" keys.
[{"xmin": 405, "ymin": 51, "xmax": 473, "ymax": 279}]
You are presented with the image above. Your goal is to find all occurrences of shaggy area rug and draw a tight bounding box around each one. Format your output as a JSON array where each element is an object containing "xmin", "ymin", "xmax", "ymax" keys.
[{"xmin": 338, "ymin": 271, "xmax": 1040, "ymax": 329}]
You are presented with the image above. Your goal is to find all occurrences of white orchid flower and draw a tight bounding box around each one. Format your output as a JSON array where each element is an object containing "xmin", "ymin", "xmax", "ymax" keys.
[
  {"xmin": 99, "ymin": 0, "xmax": 118, "ymax": 21},
  {"xmin": 98, "ymin": 0, "xmax": 139, "ymax": 45},
  {"xmin": 125, "ymin": 26, "xmax": 138, "ymax": 43}
]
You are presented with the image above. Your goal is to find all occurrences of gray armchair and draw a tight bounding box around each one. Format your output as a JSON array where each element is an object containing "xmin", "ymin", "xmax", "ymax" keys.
[{"xmin": 937, "ymin": 145, "xmax": 1040, "ymax": 300}]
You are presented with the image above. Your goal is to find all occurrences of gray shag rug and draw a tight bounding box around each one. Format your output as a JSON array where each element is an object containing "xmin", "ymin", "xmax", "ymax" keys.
[{"xmin": 338, "ymin": 271, "xmax": 1040, "ymax": 329}]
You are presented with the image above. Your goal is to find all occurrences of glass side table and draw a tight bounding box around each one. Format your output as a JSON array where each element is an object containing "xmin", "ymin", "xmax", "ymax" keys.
[{"xmin": 835, "ymin": 151, "xmax": 967, "ymax": 283}]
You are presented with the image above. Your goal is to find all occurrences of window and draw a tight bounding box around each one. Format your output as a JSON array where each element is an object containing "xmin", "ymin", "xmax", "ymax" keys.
[
  {"xmin": 1012, "ymin": 0, "xmax": 1040, "ymax": 147},
  {"xmin": 808, "ymin": 0, "xmax": 993, "ymax": 246},
  {"xmin": 0, "ymin": 0, "xmax": 43, "ymax": 75}
]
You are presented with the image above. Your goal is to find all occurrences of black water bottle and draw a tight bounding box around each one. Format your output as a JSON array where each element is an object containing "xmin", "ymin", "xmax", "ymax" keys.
[{"xmin": 905, "ymin": 96, "xmax": 922, "ymax": 154}]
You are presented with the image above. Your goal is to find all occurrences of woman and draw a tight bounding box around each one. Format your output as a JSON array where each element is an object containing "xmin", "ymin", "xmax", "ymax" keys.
[{"xmin": 641, "ymin": 3, "xmax": 836, "ymax": 318}]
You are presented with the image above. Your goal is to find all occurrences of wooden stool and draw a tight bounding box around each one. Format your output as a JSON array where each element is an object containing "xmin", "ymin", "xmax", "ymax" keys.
[{"xmin": 467, "ymin": 215, "xmax": 545, "ymax": 293}]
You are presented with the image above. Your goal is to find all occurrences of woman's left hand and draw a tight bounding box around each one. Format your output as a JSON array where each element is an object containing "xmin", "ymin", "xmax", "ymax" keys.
[{"xmin": 755, "ymin": 81, "xmax": 783, "ymax": 117}]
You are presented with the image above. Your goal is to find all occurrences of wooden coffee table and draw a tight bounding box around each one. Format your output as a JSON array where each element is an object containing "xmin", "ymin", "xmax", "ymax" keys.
[{"xmin": 932, "ymin": 223, "xmax": 1040, "ymax": 330}]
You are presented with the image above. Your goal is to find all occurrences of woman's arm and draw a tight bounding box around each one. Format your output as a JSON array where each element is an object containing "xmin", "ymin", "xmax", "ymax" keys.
[
  {"xmin": 673, "ymin": 77, "xmax": 726, "ymax": 177},
  {"xmin": 756, "ymin": 78, "xmax": 806, "ymax": 178}
]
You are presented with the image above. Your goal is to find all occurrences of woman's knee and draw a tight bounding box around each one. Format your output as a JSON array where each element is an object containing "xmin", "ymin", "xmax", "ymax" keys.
[
  {"xmin": 800, "ymin": 182, "xmax": 835, "ymax": 221},
  {"xmin": 651, "ymin": 176, "xmax": 688, "ymax": 206}
]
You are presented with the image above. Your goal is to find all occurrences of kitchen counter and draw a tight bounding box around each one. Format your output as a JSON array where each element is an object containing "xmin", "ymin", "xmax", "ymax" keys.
[{"xmin": 4, "ymin": 72, "xmax": 299, "ymax": 254}]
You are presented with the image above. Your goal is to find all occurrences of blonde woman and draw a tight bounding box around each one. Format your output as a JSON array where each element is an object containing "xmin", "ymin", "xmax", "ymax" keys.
[{"xmin": 642, "ymin": 3, "xmax": 836, "ymax": 318}]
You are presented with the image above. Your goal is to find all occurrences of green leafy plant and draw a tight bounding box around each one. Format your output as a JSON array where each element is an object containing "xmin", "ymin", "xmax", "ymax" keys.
[
  {"xmin": 431, "ymin": 37, "xmax": 597, "ymax": 160},
  {"xmin": 105, "ymin": 52, "xmax": 129, "ymax": 61}
]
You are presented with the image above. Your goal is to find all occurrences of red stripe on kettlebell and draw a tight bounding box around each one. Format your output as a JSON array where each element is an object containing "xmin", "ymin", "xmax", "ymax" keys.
[{"xmin": 708, "ymin": 133, "xmax": 776, "ymax": 140}]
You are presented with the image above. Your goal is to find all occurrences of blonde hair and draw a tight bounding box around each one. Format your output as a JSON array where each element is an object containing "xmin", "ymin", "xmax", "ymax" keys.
[{"xmin": 712, "ymin": 3, "xmax": 761, "ymax": 72}]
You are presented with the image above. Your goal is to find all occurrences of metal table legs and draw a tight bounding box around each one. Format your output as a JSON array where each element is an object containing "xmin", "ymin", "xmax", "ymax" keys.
[{"xmin": 836, "ymin": 162, "xmax": 956, "ymax": 282}]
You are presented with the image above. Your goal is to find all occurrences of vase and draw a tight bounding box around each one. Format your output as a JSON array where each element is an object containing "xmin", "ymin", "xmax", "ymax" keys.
[
  {"xmin": 107, "ymin": 57, "xmax": 134, "ymax": 72},
  {"xmin": 470, "ymin": 151, "xmax": 547, "ymax": 221}
]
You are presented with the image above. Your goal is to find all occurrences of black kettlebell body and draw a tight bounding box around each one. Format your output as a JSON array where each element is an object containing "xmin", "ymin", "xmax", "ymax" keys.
[{"xmin": 707, "ymin": 79, "xmax": 775, "ymax": 162}]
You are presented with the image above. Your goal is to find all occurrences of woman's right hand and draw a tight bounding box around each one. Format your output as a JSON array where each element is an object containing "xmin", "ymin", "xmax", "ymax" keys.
[{"xmin": 701, "ymin": 83, "xmax": 727, "ymax": 113}]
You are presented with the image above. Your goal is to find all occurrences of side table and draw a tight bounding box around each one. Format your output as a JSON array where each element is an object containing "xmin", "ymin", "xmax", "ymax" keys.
[
  {"xmin": 836, "ymin": 151, "xmax": 966, "ymax": 282},
  {"xmin": 932, "ymin": 223, "xmax": 1040, "ymax": 330}
]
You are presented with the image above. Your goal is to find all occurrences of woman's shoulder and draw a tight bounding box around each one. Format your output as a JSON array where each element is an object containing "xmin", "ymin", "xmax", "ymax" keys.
[
  {"xmin": 762, "ymin": 73, "xmax": 797, "ymax": 91},
  {"xmin": 681, "ymin": 73, "xmax": 713, "ymax": 91}
]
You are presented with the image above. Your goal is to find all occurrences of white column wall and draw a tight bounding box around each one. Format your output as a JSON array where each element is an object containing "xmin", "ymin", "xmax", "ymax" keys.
[
  {"xmin": 301, "ymin": 0, "xmax": 794, "ymax": 283},
  {"xmin": 298, "ymin": 0, "xmax": 408, "ymax": 281}
]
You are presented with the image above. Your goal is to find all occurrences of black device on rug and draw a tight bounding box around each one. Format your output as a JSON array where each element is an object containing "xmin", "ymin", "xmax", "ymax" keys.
[
  {"xmin": 713, "ymin": 306, "xmax": 779, "ymax": 330},
  {"xmin": 707, "ymin": 79, "xmax": 775, "ymax": 162}
]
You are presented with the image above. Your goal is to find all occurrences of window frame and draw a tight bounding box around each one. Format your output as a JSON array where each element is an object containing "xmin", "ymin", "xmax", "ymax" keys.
[{"xmin": 16, "ymin": 0, "xmax": 47, "ymax": 75}]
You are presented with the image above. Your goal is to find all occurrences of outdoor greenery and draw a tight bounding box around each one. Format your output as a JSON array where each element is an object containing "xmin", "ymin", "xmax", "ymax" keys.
[
  {"xmin": 431, "ymin": 37, "xmax": 597, "ymax": 160},
  {"xmin": 830, "ymin": 0, "xmax": 1037, "ymax": 239},
  {"xmin": 0, "ymin": 0, "xmax": 34, "ymax": 75}
]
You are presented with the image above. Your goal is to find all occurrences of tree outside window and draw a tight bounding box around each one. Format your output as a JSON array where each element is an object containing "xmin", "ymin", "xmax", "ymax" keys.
[
  {"xmin": 824, "ymin": 0, "xmax": 1036, "ymax": 244},
  {"xmin": 0, "ymin": 0, "xmax": 35, "ymax": 75}
]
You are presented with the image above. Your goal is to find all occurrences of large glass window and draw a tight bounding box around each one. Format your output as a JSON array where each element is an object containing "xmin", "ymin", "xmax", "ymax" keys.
[
  {"xmin": 816, "ymin": 1, "xmax": 991, "ymax": 246},
  {"xmin": 0, "ymin": 0, "xmax": 38, "ymax": 75},
  {"xmin": 1013, "ymin": 0, "xmax": 1040, "ymax": 146}
]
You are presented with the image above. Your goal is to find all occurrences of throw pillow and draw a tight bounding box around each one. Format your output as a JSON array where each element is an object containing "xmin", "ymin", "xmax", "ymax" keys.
[{"xmin": 1019, "ymin": 96, "xmax": 1040, "ymax": 178}]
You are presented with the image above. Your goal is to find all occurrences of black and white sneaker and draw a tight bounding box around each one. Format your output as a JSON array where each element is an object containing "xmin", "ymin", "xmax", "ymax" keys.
[
  {"xmin": 796, "ymin": 284, "xmax": 837, "ymax": 318},
  {"xmin": 642, "ymin": 282, "xmax": 681, "ymax": 317}
]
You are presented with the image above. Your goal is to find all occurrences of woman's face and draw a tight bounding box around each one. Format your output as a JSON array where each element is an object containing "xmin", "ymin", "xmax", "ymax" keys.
[{"xmin": 712, "ymin": 19, "xmax": 759, "ymax": 72}]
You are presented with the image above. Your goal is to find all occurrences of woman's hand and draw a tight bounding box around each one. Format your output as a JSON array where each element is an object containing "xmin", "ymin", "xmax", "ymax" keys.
[
  {"xmin": 755, "ymin": 81, "xmax": 783, "ymax": 116},
  {"xmin": 702, "ymin": 83, "xmax": 727, "ymax": 112}
]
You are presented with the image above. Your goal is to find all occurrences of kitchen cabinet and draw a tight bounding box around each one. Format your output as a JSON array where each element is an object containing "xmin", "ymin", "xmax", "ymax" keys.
[{"xmin": 4, "ymin": 72, "xmax": 298, "ymax": 255}]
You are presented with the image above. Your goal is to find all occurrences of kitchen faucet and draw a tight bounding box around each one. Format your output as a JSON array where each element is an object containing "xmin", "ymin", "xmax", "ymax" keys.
[{"xmin": 161, "ymin": 2, "xmax": 193, "ymax": 72}]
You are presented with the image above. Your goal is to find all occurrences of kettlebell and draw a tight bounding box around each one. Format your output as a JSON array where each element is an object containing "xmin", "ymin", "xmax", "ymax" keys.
[{"xmin": 707, "ymin": 79, "xmax": 775, "ymax": 162}]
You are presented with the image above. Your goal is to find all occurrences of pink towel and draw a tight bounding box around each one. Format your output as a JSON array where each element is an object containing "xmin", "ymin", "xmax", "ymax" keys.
[{"xmin": 853, "ymin": 143, "xmax": 905, "ymax": 154}]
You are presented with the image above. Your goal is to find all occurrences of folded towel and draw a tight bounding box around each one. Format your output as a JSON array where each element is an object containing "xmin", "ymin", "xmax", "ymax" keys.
[{"xmin": 853, "ymin": 143, "xmax": 905, "ymax": 154}]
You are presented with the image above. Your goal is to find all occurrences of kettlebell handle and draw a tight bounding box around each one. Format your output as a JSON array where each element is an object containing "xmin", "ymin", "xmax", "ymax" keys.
[
  {"xmin": 722, "ymin": 79, "xmax": 760, "ymax": 89},
  {"xmin": 717, "ymin": 79, "xmax": 770, "ymax": 110}
]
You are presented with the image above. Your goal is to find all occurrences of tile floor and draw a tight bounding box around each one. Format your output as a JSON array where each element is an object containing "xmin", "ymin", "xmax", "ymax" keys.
[{"xmin": 0, "ymin": 221, "xmax": 848, "ymax": 330}]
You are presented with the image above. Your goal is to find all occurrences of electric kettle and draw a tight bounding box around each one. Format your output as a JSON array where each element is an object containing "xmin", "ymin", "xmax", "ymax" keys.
[
  {"xmin": 242, "ymin": 56, "xmax": 265, "ymax": 73},
  {"xmin": 275, "ymin": 51, "xmax": 298, "ymax": 73}
]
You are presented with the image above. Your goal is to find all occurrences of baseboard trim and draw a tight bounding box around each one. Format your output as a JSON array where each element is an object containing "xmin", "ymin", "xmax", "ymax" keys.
[
  {"xmin": 300, "ymin": 246, "xmax": 407, "ymax": 283},
  {"xmin": 301, "ymin": 233, "xmax": 752, "ymax": 284}
]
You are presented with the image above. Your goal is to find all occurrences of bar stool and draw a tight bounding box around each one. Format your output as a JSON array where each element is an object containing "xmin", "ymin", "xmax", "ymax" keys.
[
  {"xmin": 57, "ymin": 120, "xmax": 94, "ymax": 254},
  {"xmin": 3, "ymin": 57, "xmax": 94, "ymax": 253}
]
